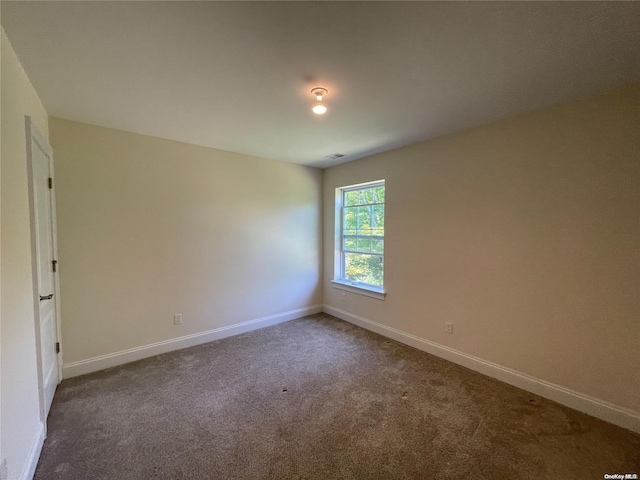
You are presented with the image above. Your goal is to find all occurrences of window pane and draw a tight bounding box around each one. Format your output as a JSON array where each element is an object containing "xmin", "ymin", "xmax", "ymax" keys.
[
  {"xmin": 343, "ymin": 207, "xmax": 357, "ymax": 235},
  {"xmin": 374, "ymin": 186, "xmax": 385, "ymax": 203},
  {"xmin": 356, "ymin": 206, "xmax": 371, "ymax": 235},
  {"xmin": 344, "ymin": 190, "xmax": 359, "ymax": 206},
  {"xmin": 344, "ymin": 237, "xmax": 357, "ymax": 251},
  {"xmin": 371, "ymin": 239, "xmax": 384, "ymax": 254},
  {"xmin": 373, "ymin": 205, "xmax": 384, "ymax": 230},
  {"xmin": 360, "ymin": 188, "xmax": 374, "ymax": 204},
  {"xmin": 356, "ymin": 237, "xmax": 371, "ymax": 253},
  {"xmin": 345, "ymin": 253, "xmax": 383, "ymax": 286}
]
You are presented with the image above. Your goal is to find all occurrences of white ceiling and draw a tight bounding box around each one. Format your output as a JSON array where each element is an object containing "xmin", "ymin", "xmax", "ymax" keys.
[{"xmin": 2, "ymin": 2, "xmax": 639, "ymax": 168}]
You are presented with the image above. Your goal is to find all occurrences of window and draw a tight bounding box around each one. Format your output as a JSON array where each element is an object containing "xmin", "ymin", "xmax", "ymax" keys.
[{"xmin": 333, "ymin": 180, "xmax": 385, "ymax": 298}]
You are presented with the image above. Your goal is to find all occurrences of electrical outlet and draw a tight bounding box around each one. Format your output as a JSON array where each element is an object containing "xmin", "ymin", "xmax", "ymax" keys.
[
  {"xmin": 174, "ymin": 314, "xmax": 183, "ymax": 325},
  {"xmin": 446, "ymin": 322, "xmax": 453, "ymax": 334}
]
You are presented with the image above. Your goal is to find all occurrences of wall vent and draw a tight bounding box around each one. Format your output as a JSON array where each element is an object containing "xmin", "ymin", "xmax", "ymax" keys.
[{"xmin": 324, "ymin": 153, "xmax": 345, "ymax": 160}]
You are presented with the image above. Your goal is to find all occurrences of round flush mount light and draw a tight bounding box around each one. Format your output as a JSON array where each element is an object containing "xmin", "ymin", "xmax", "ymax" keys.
[{"xmin": 311, "ymin": 87, "xmax": 328, "ymax": 115}]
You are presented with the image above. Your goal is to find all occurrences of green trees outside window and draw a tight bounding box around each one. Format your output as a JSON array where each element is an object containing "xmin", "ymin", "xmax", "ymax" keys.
[{"xmin": 341, "ymin": 182, "xmax": 384, "ymax": 287}]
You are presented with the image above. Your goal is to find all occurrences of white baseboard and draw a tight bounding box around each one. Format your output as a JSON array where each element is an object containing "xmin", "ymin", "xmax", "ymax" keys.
[
  {"xmin": 63, "ymin": 305, "xmax": 322, "ymax": 379},
  {"xmin": 323, "ymin": 304, "xmax": 640, "ymax": 434},
  {"xmin": 19, "ymin": 422, "xmax": 45, "ymax": 480}
]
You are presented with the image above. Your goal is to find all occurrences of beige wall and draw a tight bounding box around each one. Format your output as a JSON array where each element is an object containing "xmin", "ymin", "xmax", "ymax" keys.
[
  {"xmin": 1, "ymin": 28, "xmax": 51, "ymax": 479},
  {"xmin": 323, "ymin": 83, "xmax": 640, "ymax": 414},
  {"xmin": 49, "ymin": 118, "xmax": 322, "ymax": 365}
]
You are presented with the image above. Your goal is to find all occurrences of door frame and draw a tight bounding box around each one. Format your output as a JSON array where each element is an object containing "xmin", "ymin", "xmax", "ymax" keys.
[{"xmin": 25, "ymin": 115, "xmax": 63, "ymax": 428}]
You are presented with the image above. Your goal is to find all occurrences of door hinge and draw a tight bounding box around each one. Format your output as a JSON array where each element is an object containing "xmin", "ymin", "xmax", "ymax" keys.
[
  {"xmin": 52, "ymin": 260, "xmax": 58, "ymax": 272},
  {"xmin": 55, "ymin": 342, "xmax": 60, "ymax": 354},
  {"xmin": 48, "ymin": 177, "xmax": 53, "ymax": 189}
]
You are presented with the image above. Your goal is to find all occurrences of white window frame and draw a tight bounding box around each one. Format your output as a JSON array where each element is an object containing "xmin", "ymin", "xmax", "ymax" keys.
[{"xmin": 332, "ymin": 180, "xmax": 386, "ymax": 300}]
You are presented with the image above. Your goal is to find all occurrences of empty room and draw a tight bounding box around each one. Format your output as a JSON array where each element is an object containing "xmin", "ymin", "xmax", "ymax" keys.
[{"xmin": 1, "ymin": 1, "xmax": 639, "ymax": 479}]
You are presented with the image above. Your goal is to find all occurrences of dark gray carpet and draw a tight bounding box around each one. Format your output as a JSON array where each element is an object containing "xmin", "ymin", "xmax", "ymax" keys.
[{"xmin": 35, "ymin": 313, "xmax": 640, "ymax": 479}]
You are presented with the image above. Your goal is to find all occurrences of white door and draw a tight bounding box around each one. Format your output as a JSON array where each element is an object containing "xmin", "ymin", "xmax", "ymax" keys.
[{"xmin": 27, "ymin": 118, "xmax": 60, "ymax": 418}]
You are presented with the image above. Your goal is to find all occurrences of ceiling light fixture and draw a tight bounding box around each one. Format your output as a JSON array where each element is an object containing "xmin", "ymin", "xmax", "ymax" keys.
[{"xmin": 311, "ymin": 87, "xmax": 328, "ymax": 115}]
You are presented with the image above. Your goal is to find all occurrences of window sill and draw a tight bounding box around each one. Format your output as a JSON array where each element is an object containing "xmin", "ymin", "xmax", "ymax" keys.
[{"xmin": 331, "ymin": 280, "xmax": 386, "ymax": 300}]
